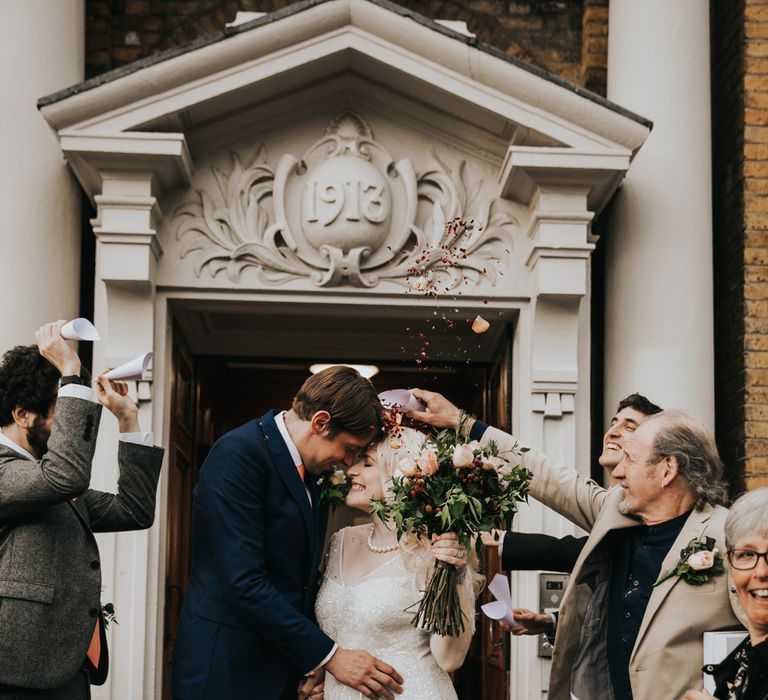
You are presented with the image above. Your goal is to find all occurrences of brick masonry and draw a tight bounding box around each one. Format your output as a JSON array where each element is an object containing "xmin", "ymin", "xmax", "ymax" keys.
[
  {"xmin": 712, "ymin": 0, "xmax": 768, "ymax": 494},
  {"xmin": 85, "ymin": 0, "xmax": 605, "ymax": 92}
]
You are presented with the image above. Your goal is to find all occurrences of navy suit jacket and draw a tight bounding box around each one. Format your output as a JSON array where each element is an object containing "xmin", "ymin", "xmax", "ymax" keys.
[
  {"xmin": 501, "ymin": 532, "xmax": 586, "ymax": 573},
  {"xmin": 172, "ymin": 410, "xmax": 334, "ymax": 699}
]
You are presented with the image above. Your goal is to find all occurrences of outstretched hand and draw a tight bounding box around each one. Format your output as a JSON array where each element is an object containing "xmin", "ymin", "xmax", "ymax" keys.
[
  {"xmin": 95, "ymin": 373, "xmax": 140, "ymax": 432},
  {"xmin": 407, "ymin": 389, "xmax": 462, "ymax": 430},
  {"xmin": 325, "ymin": 648, "xmax": 403, "ymax": 699},
  {"xmin": 502, "ymin": 608, "xmax": 554, "ymax": 636}
]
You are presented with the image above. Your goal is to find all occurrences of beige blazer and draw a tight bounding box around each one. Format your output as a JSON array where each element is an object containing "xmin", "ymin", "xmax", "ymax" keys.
[{"xmin": 482, "ymin": 426, "xmax": 745, "ymax": 700}]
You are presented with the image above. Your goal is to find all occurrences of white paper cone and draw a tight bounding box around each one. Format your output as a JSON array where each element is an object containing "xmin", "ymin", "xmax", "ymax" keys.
[
  {"xmin": 378, "ymin": 389, "xmax": 427, "ymax": 412},
  {"xmin": 104, "ymin": 352, "xmax": 153, "ymax": 381},
  {"xmin": 480, "ymin": 573, "xmax": 516, "ymax": 625},
  {"xmin": 481, "ymin": 600, "xmax": 516, "ymax": 626},
  {"xmin": 60, "ymin": 318, "xmax": 100, "ymax": 341}
]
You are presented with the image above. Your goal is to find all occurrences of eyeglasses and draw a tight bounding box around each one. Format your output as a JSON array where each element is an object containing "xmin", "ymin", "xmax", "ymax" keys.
[{"xmin": 727, "ymin": 548, "xmax": 768, "ymax": 570}]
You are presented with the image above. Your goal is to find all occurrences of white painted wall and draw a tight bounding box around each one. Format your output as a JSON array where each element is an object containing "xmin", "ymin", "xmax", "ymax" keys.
[
  {"xmin": 604, "ymin": 0, "xmax": 714, "ymax": 426},
  {"xmin": 0, "ymin": 0, "xmax": 83, "ymax": 351}
]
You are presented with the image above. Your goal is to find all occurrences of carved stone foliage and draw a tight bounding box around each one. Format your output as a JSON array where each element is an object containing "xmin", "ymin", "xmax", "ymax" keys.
[{"xmin": 176, "ymin": 111, "xmax": 517, "ymax": 287}]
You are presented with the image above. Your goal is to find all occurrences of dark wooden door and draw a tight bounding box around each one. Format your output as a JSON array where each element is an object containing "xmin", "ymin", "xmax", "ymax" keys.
[
  {"xmin": 161, "ymin": 348, "xmax": 507, "ymax": 698},
  {"xmin": 162, "ymin": 324, "xmax": 198, "ymax": 699}
]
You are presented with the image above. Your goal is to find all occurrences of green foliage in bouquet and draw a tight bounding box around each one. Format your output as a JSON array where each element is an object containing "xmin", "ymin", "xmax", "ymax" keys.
[
  {"xmin": 370, "ymin": 428, "xmax": 531, "ymax": 637},
  {"xmin": 316, "ymin": 468, "xmax": 351, "ymax": 509}
]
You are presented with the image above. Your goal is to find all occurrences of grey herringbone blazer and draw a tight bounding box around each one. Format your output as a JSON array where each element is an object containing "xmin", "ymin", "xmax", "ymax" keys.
[{"xmin": 0, "ymin": 396, "xmax": 164, "ymax": 689}]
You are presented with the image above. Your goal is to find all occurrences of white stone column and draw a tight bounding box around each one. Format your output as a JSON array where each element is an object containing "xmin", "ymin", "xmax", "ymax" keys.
[
  {"xmin": 499, "ymin": 147, "xmax": 631, "ymax": 699},
  {"xmin": 87, "ymin": 171, "xmax": 163, "ymax": 700},
  {"xmin": 0, "ymin": 0, "xmax": 83, "ymax": 350},
  {"xmin": 605, "ymin": 0, "xmax": 714, "ymax": 426}
]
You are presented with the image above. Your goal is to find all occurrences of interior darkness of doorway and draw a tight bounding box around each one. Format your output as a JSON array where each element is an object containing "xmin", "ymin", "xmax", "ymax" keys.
[
  {"xmin": 78, "ymin": 191, "xmax": 96, "ymax": 374},
  {"xmin": 196, "ymin": 357, "xmax": 489, "ymax": 444}
]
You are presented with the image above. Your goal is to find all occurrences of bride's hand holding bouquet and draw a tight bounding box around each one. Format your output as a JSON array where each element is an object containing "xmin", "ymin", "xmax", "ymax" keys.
[{"xmin": 370, "ymin": 398, "xmax": 530, "ymax": 637}]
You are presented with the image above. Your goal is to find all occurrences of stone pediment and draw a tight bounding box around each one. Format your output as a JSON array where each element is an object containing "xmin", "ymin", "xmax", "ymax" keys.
[
  {"xmin": 39, "ymin": 0, "xmax": 650, "ymax": 198},
  {"xmin": 37, "ymin": 0, "xmax": 650, "ymax": 296}
]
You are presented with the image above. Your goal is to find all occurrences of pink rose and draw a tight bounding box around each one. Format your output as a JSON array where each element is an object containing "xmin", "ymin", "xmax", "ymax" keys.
[
  {"xmin": 396, "ymin": 457, "xmax": 418, "ymax": 479},
  {"xmin": 687, "ymin": 550, "xmax": 715, "ymax": 570},
  {"xmin": 417, "ymin": 448, "xmax": 439, "ymax": 476},
  {"xmin": 452, "ymin": 444, "xmax": 475, "ymax": 468}
]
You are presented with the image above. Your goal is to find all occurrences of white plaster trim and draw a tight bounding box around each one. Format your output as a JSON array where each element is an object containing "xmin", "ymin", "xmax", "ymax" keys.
[{"xmin": 40, "ymin": 0, "xmax": 650, "ymax": 153}]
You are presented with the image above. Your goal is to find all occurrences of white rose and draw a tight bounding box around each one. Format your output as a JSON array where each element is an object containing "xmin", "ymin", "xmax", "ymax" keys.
[
  {"xmin": 330, "ymin": 469, "xmax": 347, "ymax": 486},
  {"xmin": 482, "ymin": 455, "xmax": 506, "ymax": 471},
  {"xmin": 452, "ymin": 444, "xmax": 475, "ymax": 468},
  {"xmin": 498, "ymin": 465, "xmax": 513, "ymax": 489},
  {"xmin": 687, "ymin": 550, "xmax": 715, "ymax": 571},
  {"xmin": 398, "ymin": 457, "xmax": 418, "ymax": 476}
]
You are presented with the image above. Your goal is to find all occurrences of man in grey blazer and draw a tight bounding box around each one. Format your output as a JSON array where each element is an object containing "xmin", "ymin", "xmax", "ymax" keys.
[{"xmin": 0, "ymin": 321, "xmax": 164, "ymax": 698}]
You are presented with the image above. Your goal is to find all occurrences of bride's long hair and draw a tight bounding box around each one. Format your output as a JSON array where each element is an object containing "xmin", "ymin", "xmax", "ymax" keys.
[{"xmin": 370, "ymin": 426, "xmax": 483, "ymax": 601}]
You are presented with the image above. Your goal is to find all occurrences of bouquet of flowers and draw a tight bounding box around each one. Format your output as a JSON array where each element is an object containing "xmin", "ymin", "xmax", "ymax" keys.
[
  {"xmin": 316, "ymin": 468, "xmax": 351, "ymax": 509},
  {"xmin": 371, "ymin": 425, "xmax": 531, "ymax": 636}
]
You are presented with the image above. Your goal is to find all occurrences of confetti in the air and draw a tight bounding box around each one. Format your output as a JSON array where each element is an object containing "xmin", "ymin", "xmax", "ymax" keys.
[{"xmin": 471, "ymin": 316, "xmax": 490, "ymax": 334}]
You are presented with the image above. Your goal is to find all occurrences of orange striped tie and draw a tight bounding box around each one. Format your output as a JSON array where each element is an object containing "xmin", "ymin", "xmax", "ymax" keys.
[
  {"xmin": 297, "ymin": 463, "xmax": 305, "ymax": 481},
  {"xmin": 86, "ymin": 618, "xmax": 100, "ymax": 668}
]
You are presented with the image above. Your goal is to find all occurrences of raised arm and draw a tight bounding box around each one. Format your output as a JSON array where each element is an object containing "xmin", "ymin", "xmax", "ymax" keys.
[
  {"xmin": 409, "ymin": 389, "xmax": 609, "ymax": 532},
  {"xmin": 83, "ymin": 376, "xmax": 163, "ymax": 531}
]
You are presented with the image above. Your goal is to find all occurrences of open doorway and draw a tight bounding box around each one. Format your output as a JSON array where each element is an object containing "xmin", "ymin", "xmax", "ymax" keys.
[{"xmin": 162, "ymin": 300, "xmax": 515, "ymax": 699}]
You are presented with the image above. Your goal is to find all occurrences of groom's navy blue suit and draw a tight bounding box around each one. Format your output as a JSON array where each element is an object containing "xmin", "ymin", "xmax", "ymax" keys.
[{"xmin": 172, "ymin": 410, "xmax": 335, "ymax": 699}]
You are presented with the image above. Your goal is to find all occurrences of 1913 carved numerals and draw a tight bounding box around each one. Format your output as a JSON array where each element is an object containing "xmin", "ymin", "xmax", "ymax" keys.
[{"xmin": 305, "ymin": 179, "xmax": 388, "ymax": 226}]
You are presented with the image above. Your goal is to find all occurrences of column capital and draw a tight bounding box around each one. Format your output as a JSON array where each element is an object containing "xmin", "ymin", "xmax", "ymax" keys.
[
  {"xmin": 498, "ymin": 146, "xmax": 631, "ymax": 213},
  {"xmin": 91, "ymin": 171, "xmax": 163, "ymax": 284}
]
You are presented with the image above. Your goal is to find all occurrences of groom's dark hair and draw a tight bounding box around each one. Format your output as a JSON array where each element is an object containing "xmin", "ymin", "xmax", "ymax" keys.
[{"xmin": 292, "ymin": 365, "xmax": 384, "ymax": 440}]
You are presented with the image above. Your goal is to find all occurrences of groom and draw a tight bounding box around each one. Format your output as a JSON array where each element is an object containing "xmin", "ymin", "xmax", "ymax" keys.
[{"xmin": 172, "ymin": 366, "xmax": 403, "ymax": 699}]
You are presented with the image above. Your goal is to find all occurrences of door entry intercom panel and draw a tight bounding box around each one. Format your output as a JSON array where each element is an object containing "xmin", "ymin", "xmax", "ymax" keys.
[{"xmin": 538, "ymin": 573, "xmax": 569, "ymax": 658}]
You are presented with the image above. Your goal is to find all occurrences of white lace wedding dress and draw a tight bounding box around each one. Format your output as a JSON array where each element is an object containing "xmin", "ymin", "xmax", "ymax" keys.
[{"xmin": 315, "ymin": 528, "xmax": 459, "ymax": 700}]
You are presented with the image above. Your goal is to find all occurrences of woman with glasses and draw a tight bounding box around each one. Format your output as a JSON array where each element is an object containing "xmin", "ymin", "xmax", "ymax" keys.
[{"xmin": 685, "ymin": 487, "xmax": 768, "ymax": 700}]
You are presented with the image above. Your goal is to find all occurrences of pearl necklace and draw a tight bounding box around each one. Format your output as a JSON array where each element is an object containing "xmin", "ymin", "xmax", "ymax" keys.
[{"xmin": 367, "ymin": 524, "xmax": 399, "ymax": 553}]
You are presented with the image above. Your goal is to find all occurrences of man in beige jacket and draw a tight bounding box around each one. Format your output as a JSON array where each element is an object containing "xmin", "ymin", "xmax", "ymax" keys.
[{"xmin": 411, "ymin": 389, "xmax": 745, "ymax": 700}]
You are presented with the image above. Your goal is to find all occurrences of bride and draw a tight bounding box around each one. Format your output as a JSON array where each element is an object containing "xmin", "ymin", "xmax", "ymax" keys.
[{"xmin": 307, "ymin": 427, "xmax": 479, "ymax": 699}]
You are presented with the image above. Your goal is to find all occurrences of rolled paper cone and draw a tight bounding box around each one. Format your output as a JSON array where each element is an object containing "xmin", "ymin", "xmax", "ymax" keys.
[
  {"xmin": 480, "ymin": 573, "xmax": 516, "ymax": 624},
  {"xmin": 481, "ymin": 600, "xmax": 516, "ymax": 626},
  {"xmin": 471, "ymin": 315, "xmax": 490, "ymax": 334},
  {"xmin": 378, "ymin": 389, "xmax": 427, "ymax": 412},
  {"xmin": 404, "ymin": 393, "xmax": 427, "ymax": 412},
  {"xmin": 104, "ymin": 352, "xmax": 153, "ymax": 381},
  {"xmin": 61, "ymin": 318, "xmax": 100, "ymax": 342}
]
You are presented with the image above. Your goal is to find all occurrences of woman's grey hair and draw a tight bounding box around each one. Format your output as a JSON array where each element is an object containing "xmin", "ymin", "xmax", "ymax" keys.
[
  {"xmin": 645, "ymin": 410, "xmax": 729, "ymax": 509},
  {"xmin": 725, "ymin": 487, "xmax": 768, "ymax": 549}
]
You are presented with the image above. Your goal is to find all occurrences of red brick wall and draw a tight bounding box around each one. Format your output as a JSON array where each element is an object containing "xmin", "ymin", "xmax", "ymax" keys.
[
  {"xmin": 743, "ymin": 0, "xmax": 768, "ymax": 490},
  {"xmin": 712, "ymin": 0, "xmax": 768, "ymax": 493},
  {"xmin": 85, "ymin": 0, "xmax": 607, "ymax": 95}
]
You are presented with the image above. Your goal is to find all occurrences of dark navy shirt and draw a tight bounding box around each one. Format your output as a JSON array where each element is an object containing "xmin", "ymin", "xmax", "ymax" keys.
[{"xmin": 607, "ymin": 510, "xmax": 692, "ymax": 700}]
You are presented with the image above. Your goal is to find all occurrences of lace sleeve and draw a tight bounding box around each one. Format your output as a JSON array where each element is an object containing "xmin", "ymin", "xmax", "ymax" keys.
[{"xmin": 321, "ymin": 529, "xmax": 343, "ymax": 585}]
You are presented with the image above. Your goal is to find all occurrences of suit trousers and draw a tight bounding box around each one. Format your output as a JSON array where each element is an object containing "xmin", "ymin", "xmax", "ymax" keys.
[{"xmin": 0, "ymin": 671, "xmax": 89, "ymax": 700}]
